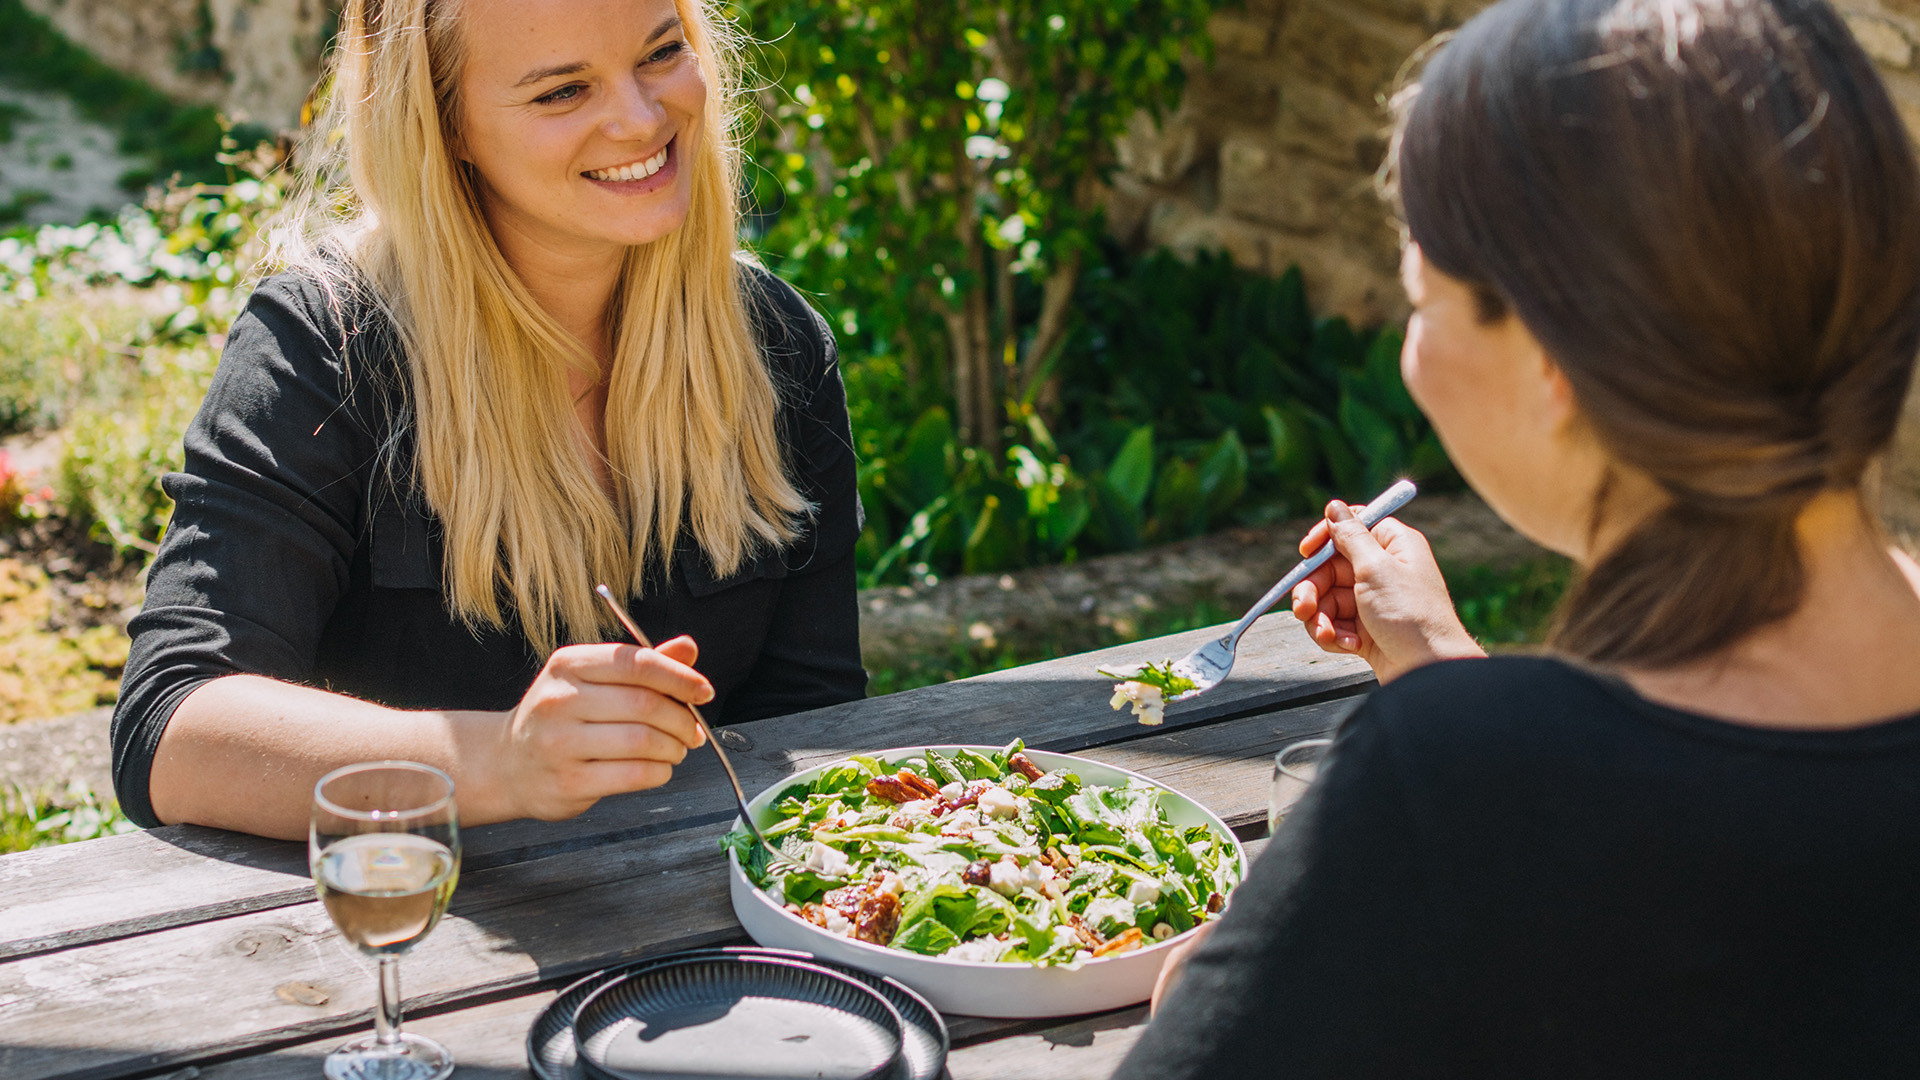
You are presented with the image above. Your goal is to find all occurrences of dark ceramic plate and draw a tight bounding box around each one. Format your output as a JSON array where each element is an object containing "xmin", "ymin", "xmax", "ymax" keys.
[
  {"xmin": 526, "ymin": 948, "xmax": 949, "ymax": 1080},
  {"xmin": 573, "ymin": 954, "xmax": 904, "ymax": 1080},
  {"xmin": 528, "ymin": 948, "xmax": 805, "ymax": 1080}
]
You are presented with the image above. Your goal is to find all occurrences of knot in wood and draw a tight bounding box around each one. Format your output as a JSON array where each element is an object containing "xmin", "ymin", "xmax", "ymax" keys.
[
  {"xmin": 231, "ymin": 927, "xmax": 297, "ymax": 957},
  {"xmin": 717, "ymin": 728, "xmax": 754, "ymax": 752}
]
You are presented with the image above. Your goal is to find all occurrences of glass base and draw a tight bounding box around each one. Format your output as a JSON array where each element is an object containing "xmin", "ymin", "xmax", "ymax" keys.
[{"xmin": 323, "ymin": 1032, "xmax": 455, "ymax": 1080}]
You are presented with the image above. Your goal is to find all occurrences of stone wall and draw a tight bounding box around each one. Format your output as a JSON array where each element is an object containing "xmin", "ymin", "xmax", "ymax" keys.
[
  {"xmin": 1111, "ymin": 0, "xmax": 1920, "ymax": 534},
  {"xmin": 20, "ymin": 0, "xmax": 330, "ymax": 130}
]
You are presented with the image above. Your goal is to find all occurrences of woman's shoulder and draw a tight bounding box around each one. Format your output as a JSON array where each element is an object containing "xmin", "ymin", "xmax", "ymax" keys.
[
  {"xmin": 736, "ymin": 258, "xmax": 836, "ymax": 385},
  {"xmin": 1348, "ymin": 654, "xmax": 1641, "ymax": 763},
  {"xmin": 207, "ymin": 266, "xmax": 399, "ymax": 439},
  {"xmin": 234, "ymin": 265, "xmax": 397, "ymax": 375}
]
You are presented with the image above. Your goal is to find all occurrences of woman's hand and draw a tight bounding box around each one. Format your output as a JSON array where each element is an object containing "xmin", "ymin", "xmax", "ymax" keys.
[
  {"xmin": 487, "ymin": 636, "xmax": 713, "ymax": 821},
  {"xmin": 1289, "ymin": 500, "xmax": 1485, "ymax": 683}
]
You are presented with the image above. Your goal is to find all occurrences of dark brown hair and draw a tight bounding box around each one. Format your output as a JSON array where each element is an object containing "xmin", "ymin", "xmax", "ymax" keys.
[{"xmin": 1393, "ymin": 0, "xmax": 1920, "ymax": 668}]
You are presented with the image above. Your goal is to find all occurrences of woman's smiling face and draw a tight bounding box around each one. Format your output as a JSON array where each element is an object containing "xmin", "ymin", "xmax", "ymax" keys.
[{"xmin": 456, "ymin": 0, "xmax": 705, "ymax": 259}]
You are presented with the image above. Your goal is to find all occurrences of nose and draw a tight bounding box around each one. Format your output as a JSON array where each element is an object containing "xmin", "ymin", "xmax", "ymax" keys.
[{"xmin": 599, "ymin": 73, "xmax": 668, "ymax": 143}]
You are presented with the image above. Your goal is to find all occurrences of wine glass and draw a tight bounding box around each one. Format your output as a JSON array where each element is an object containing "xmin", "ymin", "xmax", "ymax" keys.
[
  {"xmin": 311, "ymin": 761, "xmax": 461, "ymax": 1080},
  {"xmin": 1268, "ymin": 738, "xmax": 1332, "ymax": 836}
]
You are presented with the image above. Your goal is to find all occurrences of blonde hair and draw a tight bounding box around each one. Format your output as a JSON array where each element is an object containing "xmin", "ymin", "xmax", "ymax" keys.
[{"xmin": 271, "ymin": 0, "xmax": 809, "ymax": 656}]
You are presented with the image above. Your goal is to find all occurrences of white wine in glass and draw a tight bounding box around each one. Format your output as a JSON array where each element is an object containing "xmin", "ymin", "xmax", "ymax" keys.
[{"xmin": 311, "ymin": 761, "xmax": 460, "ymax": 1080}]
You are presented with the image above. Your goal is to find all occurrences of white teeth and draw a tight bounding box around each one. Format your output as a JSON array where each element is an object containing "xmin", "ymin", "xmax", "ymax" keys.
[{"xmin": 588, "ymin": 146, "xmax": 671, "ymax": 182}]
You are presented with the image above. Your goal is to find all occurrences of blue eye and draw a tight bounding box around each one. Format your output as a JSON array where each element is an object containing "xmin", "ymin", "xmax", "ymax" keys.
[{"xmin": 535, "ymin": 84, "xmax": 582, "ymax": 105}]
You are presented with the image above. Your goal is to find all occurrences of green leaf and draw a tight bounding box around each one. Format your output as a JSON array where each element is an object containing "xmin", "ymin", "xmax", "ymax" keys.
[
  {"xmin": 892, "ymin": 917, "xmax": 960, "ymax": 955},
  {"xmin": 1149, "ymin": 457, "xmax": 1205, "ymax": 540},
  {"xmin": 1337, "ymin": 393, "xmax": 1404, "ymax": 493},
  {"xmin": 899, "ymin": 407, "xmax": 956, "ymax": 509},
  {"xmin": 1196, "ymin": 430, "xmax": 1248, "ymax": 517},
  {"xmin": 1105, "ymin": 425, "xmax": 1155, "ymax": 511},
  {"xmin": 1262, "ymin": 404, "xmax": 1321, "ymax": 498}
]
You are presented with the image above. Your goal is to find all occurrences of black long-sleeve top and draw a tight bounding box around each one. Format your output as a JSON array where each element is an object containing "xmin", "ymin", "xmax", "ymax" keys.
[
  {"xmin": 1117, "ymin": 656, "xmax": 1920, "ymax": 1079},
  {"xmin": 111, "ymin": 264, "xmax": 867, "ymax": 829}
]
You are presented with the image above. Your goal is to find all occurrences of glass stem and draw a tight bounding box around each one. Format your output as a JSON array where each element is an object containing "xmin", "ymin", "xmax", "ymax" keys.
[{"xmin": 375, "ymin": 955, "xmax": 404, "ymax": 1046}]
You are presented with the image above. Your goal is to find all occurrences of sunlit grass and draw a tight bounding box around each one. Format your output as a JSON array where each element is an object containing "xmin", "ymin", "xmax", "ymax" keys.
[{"xmin": 0, "ymin": 782, "xmax": 134, "ymax": 854}]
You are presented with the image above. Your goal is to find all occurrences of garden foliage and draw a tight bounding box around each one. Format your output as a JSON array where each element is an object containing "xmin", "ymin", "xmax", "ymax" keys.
[
  {"xmin": 737, "ymin": 0, "xmax": 1214, "ymax": 455},
  {"xmin": 851, "ymin": 248, "xmax": 1451, "ymax": 585}
]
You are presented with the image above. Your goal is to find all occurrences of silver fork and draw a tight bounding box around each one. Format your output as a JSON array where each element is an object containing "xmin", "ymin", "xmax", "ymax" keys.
[
  {"xmin": 593, "ymin": 584, "xmax": 812, "ymax": 874},
  {"xmin": 1163, "ymin": 480, "xmax": 1419, "ymax": 702}
]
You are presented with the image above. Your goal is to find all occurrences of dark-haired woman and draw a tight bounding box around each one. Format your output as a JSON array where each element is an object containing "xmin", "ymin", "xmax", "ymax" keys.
[{"xmin": 1118, "ymin": 0, "xmax": 1920, "ymax": 1075}]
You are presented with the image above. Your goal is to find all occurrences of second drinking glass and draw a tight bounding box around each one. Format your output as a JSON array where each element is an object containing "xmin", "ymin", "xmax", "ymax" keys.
[{"xmin": 311, "ymin": 760, "xmax": 461, "ymax": 1080}]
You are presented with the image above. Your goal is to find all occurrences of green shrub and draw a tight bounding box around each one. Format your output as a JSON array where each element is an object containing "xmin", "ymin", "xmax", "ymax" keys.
[
  {"xmin": 854, "ymin": 246, "xmax": 1451, "ymax": 586},
  {"xmin": 59, "ymin": 343, "xmax": 216, "ymax": 556},
  {"xmin": 0, "ymin": 782, "xmax": 134, "ymax": 853}
]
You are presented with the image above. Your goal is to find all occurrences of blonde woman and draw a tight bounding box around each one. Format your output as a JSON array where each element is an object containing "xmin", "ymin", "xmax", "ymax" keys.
[{"xmin": 109, "ymin": 0, "xmax": 866, "ymax": 840}]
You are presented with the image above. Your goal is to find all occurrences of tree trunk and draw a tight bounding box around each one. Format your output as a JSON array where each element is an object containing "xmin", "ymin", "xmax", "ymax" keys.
[{"xmin": 1019, "ymin": 246, "xmax": 1083, "ymax": 408}]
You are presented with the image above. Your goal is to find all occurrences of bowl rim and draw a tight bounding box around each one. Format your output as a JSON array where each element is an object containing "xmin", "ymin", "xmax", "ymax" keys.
[{"xmin": 726, "ymin": 743, "xmax": 1250, "ymax": 970}]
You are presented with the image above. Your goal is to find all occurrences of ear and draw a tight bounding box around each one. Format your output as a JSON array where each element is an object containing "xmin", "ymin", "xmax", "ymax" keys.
[{"xmin": 1532, "ymin": 341, "xmax": 1582, "ymax": 436}]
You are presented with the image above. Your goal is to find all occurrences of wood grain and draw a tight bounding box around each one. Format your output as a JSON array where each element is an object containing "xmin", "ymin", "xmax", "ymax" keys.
[
  {"xmin": 189, "ymin": 836, "xmax": 1278, "ymax": 1080},
  {"xmin": 0, "ymin": 620, "xmax": 1366, "ymax": 962},
  {"xmin": 0, "ymin": 694, "xmax": 1325, "ymax": 1079}
]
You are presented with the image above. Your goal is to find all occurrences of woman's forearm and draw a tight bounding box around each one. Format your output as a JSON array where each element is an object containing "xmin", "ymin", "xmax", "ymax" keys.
[{"xmin": 149, "ymin": 675, "xmax": 514, "ymax": 841}]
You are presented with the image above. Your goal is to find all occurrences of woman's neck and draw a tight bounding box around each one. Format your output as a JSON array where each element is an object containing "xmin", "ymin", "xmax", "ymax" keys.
[
  {"xmin": 482, "ymin": 204, "xmax": 624, "ymax": 367},
  {"xmin": 1620, "ymin": 491, "xmax": 1920, "ymax": 730}
]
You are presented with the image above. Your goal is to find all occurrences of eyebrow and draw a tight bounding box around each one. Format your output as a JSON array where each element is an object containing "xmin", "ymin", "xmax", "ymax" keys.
[{"xmin": 511, "ymin": 16, "xmax": 684, "ymax": 88}]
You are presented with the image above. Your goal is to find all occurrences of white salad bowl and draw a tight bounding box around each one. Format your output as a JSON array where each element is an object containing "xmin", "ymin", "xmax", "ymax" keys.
[{"xmin": 726, "ymin": 745, "xmax": 1250, "ymax": 1018}]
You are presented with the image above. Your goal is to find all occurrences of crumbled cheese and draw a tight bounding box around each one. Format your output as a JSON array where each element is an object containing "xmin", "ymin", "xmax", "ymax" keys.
[
  {"xmin": 988, "ymin": 857, "xmax": 1025, "ymax": 896},
  {"xmin": 977, "ymin": 785, "xmax": 1023, "ymax": 819},
  {"xmin": 1125, "ymin": 877, "xmax": 1161, "ymax": 906},
  {"xmin": 944, "ymin": 935, "xmax": 1012, "ymax": 963},
  {"xmin": 822, "ymin": 907, "xmax": 851, "ymax": 934},
  {"xmin": 875, "ymin": 871, "xmax": 903, "ymax": 896},
  {"xmin": 1083, "ymin": 895, "xmax": 1136, "ymax": 932},
  {"xmin": 938, "ymin": 781, "xmax": 965, "ymax": 800},
  {"xmin": 1108, "ymin": 681, "xmax": 1166, "ymax": 725},
  {"xmin": 805, "ymin": 841, "xmax": 851, "ymax": 878},
  {"xmin": 897, "ymin": 798, "xmax": 937, "ymax": 815},
  {"xmin": 941, "ymin": 808, "xmax": 981, "ymax": 834}
]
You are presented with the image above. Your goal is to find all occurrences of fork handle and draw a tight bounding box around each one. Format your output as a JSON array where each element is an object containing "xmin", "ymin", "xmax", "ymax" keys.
[{"xmin": 1225, "ymin": 480, "xmax": 1419, "ymax": 648}]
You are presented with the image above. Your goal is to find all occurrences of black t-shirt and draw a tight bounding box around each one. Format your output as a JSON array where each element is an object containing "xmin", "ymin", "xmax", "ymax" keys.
[
  {"xmin": 1117, "ymin": 656, "xmax": 1920, "ymax": 1079},
  {"xmin": 111, "ymin": 263, "xmax": 867, "ymax": 828}
]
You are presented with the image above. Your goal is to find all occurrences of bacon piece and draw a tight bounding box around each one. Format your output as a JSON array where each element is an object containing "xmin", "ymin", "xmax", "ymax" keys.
[
  {"xmin": 1092, "ymin": 927, "xmax": 1145, "ymax": 957},
  {"xmin": 898, "ymin": 770, "xmax": 942, "ymax": 799},
  {"xmin": 865, "ymin": 775, "xmax": 919, "ymax": 803},
  {"xmin": 1066, "ymin": 913, "xmax": 1103, "ymax": 949},
  {"xmin": 853, "ymin": 890, "xmax": 901, "ymax": 945},
  {"xmin": 1008, "ymin": 752, "xmax": 1044, "ymax": 781},
  {"xmin": 867, "ymin": 769, "xmax": 940, "ymax": 803}
]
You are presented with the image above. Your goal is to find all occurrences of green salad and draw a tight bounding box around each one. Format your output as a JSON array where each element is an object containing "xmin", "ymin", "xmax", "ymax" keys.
[{"xmin": 722, "ymin": 741, "xmax": 1241, "ymax": 966}]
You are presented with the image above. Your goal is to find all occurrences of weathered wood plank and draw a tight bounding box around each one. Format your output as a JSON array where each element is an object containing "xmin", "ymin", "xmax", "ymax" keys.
[
  {"xmin": 0, "ymin": 620, "xmax": 1366, "ymax": 962},
  {"xmin": 947, "ymin": 1005, "xmax": 1148, "ymax": 1080},
  {"xmin": 0, "ymin": 697, "xmax": 1322, "ymax": 1080},
  {"xmin": 191, "ymin": 838, "xmax": 1281, "ymax": 1080}
]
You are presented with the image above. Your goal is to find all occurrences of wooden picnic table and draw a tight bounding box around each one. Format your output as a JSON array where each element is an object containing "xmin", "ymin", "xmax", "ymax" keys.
[{"xmin": 0, "ymin": 618, "xmax": 1372, "ymax": 1080}]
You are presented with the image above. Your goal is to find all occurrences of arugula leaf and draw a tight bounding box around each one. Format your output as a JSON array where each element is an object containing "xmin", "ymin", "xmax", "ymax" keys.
[
  {"xmin": 925, "ymin": 749, "xmax": 966, "ymax": 787},
  {"xmin": 892, "ymin": 919, "xmax": 960, "ymax": 955},
  {"xmin": 812, "ymin": 763, "xmax": 870, "ymax": 796},
  {"xmin": 1097, "ymin": 660, "xmax": 1197, "ymax": 696},
  {"xmin": 954, "ymin": 748, "xmax": 1002, "ymax": 780}
]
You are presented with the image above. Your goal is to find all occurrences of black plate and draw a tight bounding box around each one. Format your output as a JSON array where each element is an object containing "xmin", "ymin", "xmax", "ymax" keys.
[
  {"xmin": 528, "ymin": 948, "xmax": 805, "ymax": 1080},
  {"xmin": 527, "ymin": 948, "xmax": 949, "ymax": 1080},
  {"xmin": 573, "ymin": 954, "xmax": 904, "ymax": 1080}
]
